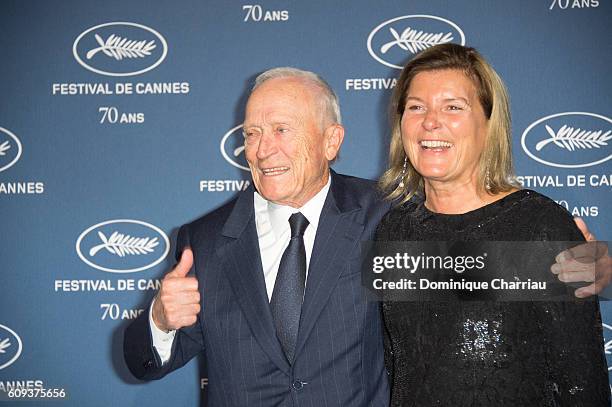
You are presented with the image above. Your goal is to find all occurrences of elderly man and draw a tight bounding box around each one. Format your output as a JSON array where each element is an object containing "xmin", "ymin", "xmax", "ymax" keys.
[
  {"xmin": 124, "ymin": 67, "xmax": 391, "ymax": 405},
  {"xmin": 123, "ymin": 67, "xmax": 609, "ymax": 406}
]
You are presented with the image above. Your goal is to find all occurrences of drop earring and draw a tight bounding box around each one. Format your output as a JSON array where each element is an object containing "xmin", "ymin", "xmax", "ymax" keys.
[{"xmin": 399, "ymin": 156, "xmax": 407, "ymax": 188}]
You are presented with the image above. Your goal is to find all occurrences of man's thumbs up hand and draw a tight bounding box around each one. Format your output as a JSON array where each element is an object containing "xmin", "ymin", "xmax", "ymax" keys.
[{"xmin": 152, "ymin": 248, "xmax": 200, "ymax": 332}]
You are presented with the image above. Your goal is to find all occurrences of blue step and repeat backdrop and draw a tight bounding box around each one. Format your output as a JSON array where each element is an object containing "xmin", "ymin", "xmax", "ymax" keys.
[{"xmin": 0, "ymin": 0, "xmax": 610, "ymax": 406}]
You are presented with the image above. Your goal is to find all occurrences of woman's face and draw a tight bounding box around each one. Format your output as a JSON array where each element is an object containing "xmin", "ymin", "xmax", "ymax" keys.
[{"xmin": 401, "ymin": 69, "xmax": 488, "ymax": 188}]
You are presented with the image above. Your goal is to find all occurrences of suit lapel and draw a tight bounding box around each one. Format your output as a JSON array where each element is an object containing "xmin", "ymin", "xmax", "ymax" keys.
[
  {"xmin": 294, "ymin": 172, "xmax": 365, "ymax": 357},
  {"xmin": 217, "ymin": 187, "xmax": 290, "ymax": 374}
]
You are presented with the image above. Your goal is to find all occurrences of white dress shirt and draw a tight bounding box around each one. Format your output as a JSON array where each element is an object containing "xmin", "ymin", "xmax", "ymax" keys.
[{"xmin": 150, "ymin": 177, "xmax": 331, "ymax": 363}]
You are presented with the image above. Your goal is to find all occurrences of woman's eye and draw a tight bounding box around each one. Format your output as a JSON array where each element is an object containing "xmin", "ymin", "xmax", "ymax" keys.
[
  {"xmin": 276, "ymin": 127, "xmax": 289, "ymax": 134},
  {"xmin": 447, "ymin": 105, "xmax": 464, "ymax": 111},
  {"xmin": 406, "ymin": 105, "xmax": 424, "ymax": 112}
]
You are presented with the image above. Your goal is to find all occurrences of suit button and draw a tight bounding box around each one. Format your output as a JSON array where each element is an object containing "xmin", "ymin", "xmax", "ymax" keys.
[
  {"xmin": 292, "ymin": 380, "xmax": 304, "ymax": 391},
  {"xmin": 143, "ymin": 360, "xmax": 153, "ymax": 369}
]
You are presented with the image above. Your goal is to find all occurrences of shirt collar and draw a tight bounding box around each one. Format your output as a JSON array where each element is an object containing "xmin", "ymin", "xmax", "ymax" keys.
[{"xmin": 254, "ymin": 175, "xmax": 332, "ymax": 234}]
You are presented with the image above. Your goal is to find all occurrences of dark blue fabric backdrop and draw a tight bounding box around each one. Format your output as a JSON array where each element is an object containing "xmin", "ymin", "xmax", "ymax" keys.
[{"xmin": 0, "ymin": 0, "xmax": 610, "ymax": 405}]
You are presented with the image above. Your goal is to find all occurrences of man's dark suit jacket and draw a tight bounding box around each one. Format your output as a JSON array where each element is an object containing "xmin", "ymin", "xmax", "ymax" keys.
[{"xmin": 124, "ymin": 171, "xmax": 391, "ymax": 406}]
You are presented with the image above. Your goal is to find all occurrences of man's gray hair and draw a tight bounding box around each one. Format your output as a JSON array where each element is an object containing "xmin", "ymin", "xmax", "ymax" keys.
[{"xmin": 253, "ymin": 67, "xmax": 342, "ymax": 125}]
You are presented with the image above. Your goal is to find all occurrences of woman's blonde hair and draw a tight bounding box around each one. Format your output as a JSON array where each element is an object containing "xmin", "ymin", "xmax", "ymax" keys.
[{"xmin": 379, "ymin": 43, "xmax": 518, "ymax": 204}]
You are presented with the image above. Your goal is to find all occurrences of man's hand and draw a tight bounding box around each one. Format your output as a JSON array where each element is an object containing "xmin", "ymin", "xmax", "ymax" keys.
[
  {"xmin": 152, "ymin": 248, "xmax": 200, "ymax": 332},
  {"xmin": 551, "ymin": 217, "xmax": 612, "ymax": 298}
]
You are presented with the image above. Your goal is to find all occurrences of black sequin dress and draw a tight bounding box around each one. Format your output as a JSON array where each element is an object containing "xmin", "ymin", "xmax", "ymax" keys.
[{"xmin": 376, "ymin": 190, "xmax": 609, "ymax": 406}]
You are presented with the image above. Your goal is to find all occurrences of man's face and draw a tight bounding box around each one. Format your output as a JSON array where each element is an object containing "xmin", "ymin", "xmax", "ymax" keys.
[{"xmin": 243, "ymin": 77, "xmax": 343, "ymax": 208}]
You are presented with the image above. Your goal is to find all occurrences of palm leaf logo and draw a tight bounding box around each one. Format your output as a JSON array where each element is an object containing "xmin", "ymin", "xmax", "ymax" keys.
[
  {"xmin": 535, "ymin": 124, "xmax": 611, "ymax": 152},
  {"xmin": 89, "ymin": 231, "xmax": 159, "ymax": 257},
  {"xmin": 381, "ymin": 26, "xmax": 453, "ymax": 54},
  {"xmin": 0, "ymin": 140, "xmax": 10, "ymax": 156},
  {"xmin": 0, "ymin": 338, "xmax": 10, "ymax": 354},
  {"xmin": 86, "ymin": 34, "xmax": 156, "ymax": 60}
]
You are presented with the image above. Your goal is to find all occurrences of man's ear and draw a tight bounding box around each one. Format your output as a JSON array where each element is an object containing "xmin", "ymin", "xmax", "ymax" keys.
[{"xmin": 323, "ymin": 124, "xmax": 344, "ymax": 161}]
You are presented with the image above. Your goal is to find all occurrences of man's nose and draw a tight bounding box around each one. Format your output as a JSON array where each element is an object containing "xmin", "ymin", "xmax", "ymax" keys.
[
  {"xmin": 256, "ymin": 131, "xmax": 278, "ymax": 160},
  {"xmin": 422, "ymin": 110, "xmax": 441, "ymax": 131}
]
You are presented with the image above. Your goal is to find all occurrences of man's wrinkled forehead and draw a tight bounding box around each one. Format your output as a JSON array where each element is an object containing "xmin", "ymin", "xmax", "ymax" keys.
[{"xmin": 244, "ymin": 77, "xmax": 323, "ymax": 125}]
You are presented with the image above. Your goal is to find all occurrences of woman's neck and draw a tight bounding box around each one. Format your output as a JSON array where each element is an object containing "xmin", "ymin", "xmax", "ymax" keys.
[{"xmin": 424, "ymin": 180, "xmax": 517, "ymax": 214}]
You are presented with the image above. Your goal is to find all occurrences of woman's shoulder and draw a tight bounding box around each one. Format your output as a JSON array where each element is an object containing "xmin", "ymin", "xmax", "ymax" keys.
[
  {"xmin": 513, "ymin": 189, "xmax": 584, "ymax": 241},
  {"xmin": 512, "ymin": 189, "xmax": 570, "ymax": 219},
  {"xmin": 375, "ymin": 197, "xmax": 424, "ymax": 240}
]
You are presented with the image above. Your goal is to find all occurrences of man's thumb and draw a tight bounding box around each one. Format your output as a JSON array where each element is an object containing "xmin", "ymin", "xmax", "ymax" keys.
[{"xmin": 173, "ymin": 247, "xmax": 194, "ymax": 277}]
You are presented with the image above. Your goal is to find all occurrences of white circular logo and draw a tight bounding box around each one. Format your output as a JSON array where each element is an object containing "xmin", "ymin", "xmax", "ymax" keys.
[
  {"xmin": 220, "ymin": 125, "xmax": 249, "ymax": 172},
  {"xmin": 603, "ymin": 322, "xmax": 612, "ymax": 371},
  {"xmin": 0, "ymin": 324, "xmax": 23, "ymax": 370},
  {"xmin": 73, "ymin": 22, "xmax": 168, "ymax": 77},
  {"xmin": 521, "ymin": 112, "xmax": 611, "ymax": 168},
  {"xmin": 76, "ymin": 219, "xmax": 170, "ymax": 273},
  {"xmin": 0, "ymin": 127, "xmax": 23, "ymax": 173},
  {"xmin": 367, "ymin": 15, "xmax": 465, "ymax": 69}
]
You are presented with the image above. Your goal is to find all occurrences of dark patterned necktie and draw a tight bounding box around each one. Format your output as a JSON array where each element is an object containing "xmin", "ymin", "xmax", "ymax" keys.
[{"xmin": 270, "ymin": 212, "xmax": 309, "ymax": 363}]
